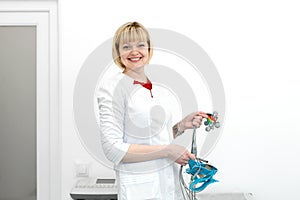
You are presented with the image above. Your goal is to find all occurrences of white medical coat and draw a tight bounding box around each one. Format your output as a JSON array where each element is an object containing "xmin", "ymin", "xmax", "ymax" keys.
[{"xmin": 97, "ymin": 72, "xmax": 184, "ymax": 200}]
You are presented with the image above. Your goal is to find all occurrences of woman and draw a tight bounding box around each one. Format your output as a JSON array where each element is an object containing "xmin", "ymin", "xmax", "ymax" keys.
[{"xmin": 97, "ymin": 22, "xmax": 207, "ymax": 200}]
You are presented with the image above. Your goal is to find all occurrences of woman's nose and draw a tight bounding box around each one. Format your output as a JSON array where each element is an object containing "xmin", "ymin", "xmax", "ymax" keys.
[{"xmin": 130, "ymin": 49, "xmax": 139, "ymax": 55}]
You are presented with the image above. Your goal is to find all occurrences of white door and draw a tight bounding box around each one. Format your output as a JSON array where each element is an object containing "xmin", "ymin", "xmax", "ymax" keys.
[{"xmin": 0, "ymin": 1, "xmax": 60, "ymax": 200}]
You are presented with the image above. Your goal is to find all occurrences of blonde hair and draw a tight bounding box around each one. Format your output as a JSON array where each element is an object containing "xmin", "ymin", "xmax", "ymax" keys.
[{"xmin": 112, "ymin": 22, "xmax": 153, "ymax": 70}]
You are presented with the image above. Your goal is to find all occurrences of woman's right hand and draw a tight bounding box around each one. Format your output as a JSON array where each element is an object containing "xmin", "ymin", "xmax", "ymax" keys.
[{"xmin": 165, "ymin": 144, "xmax": 195, "ymax": 166}]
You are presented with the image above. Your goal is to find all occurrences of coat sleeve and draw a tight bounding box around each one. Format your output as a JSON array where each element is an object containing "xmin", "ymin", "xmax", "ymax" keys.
[{"xmin": 97, "ymin": 81, "xmax": 130, "ymax": 165}]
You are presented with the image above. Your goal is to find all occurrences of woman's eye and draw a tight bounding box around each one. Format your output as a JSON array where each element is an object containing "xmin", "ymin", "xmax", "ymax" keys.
[{"xmin": 138, "ymin": 44, "xmax": 145, "ymax": 48}]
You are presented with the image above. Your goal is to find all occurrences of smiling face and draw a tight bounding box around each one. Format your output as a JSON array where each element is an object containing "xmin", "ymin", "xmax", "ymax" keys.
[
  {"xmin": 112, "ymin": 22, "xmax": 153, "ymax": 70},
  {"xmin": 119, "ymin": 41, "xmax": 149, "ymax": 70}
]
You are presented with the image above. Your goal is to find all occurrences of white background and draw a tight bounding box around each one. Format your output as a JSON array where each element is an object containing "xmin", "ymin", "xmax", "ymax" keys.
[{"xmin": 60, "ymin": 0, "xmax": 300, "ymax": 199}]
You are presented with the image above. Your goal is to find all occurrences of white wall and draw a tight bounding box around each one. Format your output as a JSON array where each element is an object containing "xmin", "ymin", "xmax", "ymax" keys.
[{"xmin": 60, "ymin": 0, "xmax": 300, "ymax": 200}]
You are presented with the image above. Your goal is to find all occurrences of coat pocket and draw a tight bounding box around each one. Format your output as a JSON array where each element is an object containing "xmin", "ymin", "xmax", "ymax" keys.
[{"xmin": 119, "ymin": 173, "xmax": 161, "ymax": 200}]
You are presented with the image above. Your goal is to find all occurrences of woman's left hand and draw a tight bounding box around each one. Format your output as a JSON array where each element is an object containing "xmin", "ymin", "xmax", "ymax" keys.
[{"xmin": 178, "ymin": 111, "xmax": 208, "ymax": 132}]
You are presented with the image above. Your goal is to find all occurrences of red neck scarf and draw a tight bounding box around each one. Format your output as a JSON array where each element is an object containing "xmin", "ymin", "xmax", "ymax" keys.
[{"xmin": 133, "ymin": 80, "xmax": 153, "ymax": 98}]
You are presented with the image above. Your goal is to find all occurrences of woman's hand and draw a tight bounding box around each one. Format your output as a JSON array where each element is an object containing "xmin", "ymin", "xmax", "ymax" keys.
[
  {"xmin": 178, "ymin": 111, "xmax": 208, "ymax": 132},
  {"xmin": 165, "ymin": 144, "xmax": 195, "ymax": 166}
]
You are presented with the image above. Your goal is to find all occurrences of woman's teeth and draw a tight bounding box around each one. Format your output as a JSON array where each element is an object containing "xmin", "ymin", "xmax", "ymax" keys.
[{"xmin": 129, "ymin": 57, "xmax": 141, "ymax": 61}]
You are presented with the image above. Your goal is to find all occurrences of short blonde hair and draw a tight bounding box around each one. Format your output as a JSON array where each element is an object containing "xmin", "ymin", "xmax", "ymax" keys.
[{"xmin": 112, "ymin": 22, "xmax": 153, "ymax": 70}]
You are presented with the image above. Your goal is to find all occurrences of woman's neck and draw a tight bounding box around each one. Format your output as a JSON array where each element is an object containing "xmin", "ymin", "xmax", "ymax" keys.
[{"xmin": 123, "ymin": 67, "xmax": 148, "ymax": 83}]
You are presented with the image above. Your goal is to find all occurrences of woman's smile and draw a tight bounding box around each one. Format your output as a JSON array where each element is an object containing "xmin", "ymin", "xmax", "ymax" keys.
[{"xmin": 128, "ymin": 56, "xmax": 143, "ymax": 62}]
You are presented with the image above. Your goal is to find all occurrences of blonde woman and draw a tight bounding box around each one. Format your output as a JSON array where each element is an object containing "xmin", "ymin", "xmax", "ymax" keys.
[{"xmin": 97, "ymin": 22, "xmax": 207, "ymax": 200}]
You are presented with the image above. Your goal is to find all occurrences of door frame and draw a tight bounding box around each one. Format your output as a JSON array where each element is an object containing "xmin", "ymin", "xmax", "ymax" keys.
[{"xmin": 0, "ymin": 1, "xmax": 60, "ymax": 200}]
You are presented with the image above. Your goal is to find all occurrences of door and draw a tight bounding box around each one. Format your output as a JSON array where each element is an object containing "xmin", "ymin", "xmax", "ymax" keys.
[
  {"xmin": 0, "ymin": 26, "xmax": 37, "ymax": 200},
  {"xmin": 0, "ymin": 1, "xmax": 60, "ymax": 200}
]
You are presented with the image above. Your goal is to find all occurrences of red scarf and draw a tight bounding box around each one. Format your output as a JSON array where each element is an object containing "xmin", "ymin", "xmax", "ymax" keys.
[{"xmin": 133, "ymin": 80, "xmax": 153, "ymax": 98}]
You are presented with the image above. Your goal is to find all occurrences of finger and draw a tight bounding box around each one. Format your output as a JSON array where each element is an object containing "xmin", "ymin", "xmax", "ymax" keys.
[
  {"xmin": 193, "ymin": 118, "xmax": 202, "ymax": 123},
  {"xmin": 198, "ymin": 111, "xmax": 208, "ymax": 118},
  {"xmin": 194, "ymin": 116, "xmax": 202, "ymax": 120},
  {"xmin": 190, "ymin": 111, "xmax": 201, "ymax": 120},
  {"xmin": 188, "ymin": 153, "xmax": 196, "ymax": 160},
  {"xmin": 192, "ymin": 119, "xmax": 201, "ymax": 128},
  {"xmin": 183, "ymin": 159, "xmax": 189, "ymax": 165},
  {"xmin": 178, "ymin": 158, "xmax": 186, "ymax": 166},
  {"xmin": 183, "ymin": 153, "xmax": 191, "ymax": 161},
  {"xmin": 180, "ymin": 160, "xmax": 190, "ymax": 166},
  {"xmin": 192, "ymin": 120, "xmax": 198, "ymax": 127},
  {"xmin": 181, "ymin": 155, "xmax": 187, "ymax": 161}
]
